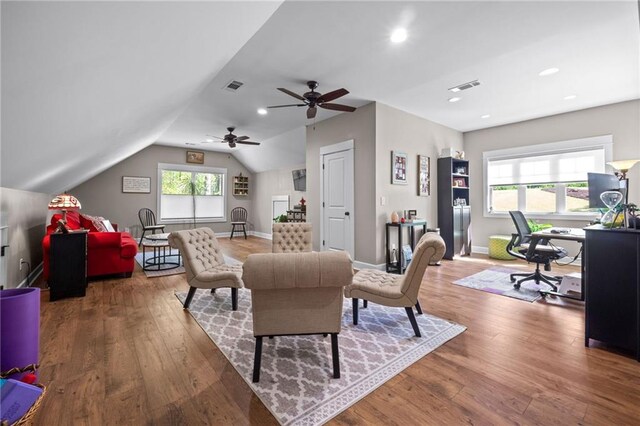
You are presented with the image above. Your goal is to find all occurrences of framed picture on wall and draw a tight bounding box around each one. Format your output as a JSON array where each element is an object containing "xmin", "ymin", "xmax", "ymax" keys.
[
  {"xmin": 418, "ymin": 155, "xmax": 430, "ymax": 196},
  {"xmin": 122, "ymin": 176, "xmax": 151, "ymax": 193},
  {"xmin": 391, "ymin": 151, "xmax": 408, "ymax": 185},
  {"xmin": 186, "ymin": 150, "xmax": 204, "ymax": 164}
]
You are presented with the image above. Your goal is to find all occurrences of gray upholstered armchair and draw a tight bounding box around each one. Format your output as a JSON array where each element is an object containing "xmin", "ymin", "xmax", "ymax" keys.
[
  {"xmin": 272, "ymin": 222, "xmax": 312, "ymax": 253},
  {"xmin": 344, "ymin": 233, "xmax": 445, "ymax": 337},
  {"xmin": 242, "ymin": 251, "xmax": 353, "ymax": 382},
  {"xmin": 168, "ymin": 228, "xmax": 243, "ymax": 310}
]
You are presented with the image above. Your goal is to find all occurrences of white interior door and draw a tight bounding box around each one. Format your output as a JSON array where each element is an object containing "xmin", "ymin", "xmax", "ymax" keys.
[{"xmin": 321, "ymin": 146, "xmax": 354, "ymax": 257}]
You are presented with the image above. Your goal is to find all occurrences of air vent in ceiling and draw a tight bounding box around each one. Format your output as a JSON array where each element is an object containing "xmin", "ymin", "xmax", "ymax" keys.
[
  {"xmin": 448, "ymin": 80, "xmax": 480, "ymax": 93},
  {"xmin": 224, "ymin": 80, "xmax": 244, "ymax": 92}
]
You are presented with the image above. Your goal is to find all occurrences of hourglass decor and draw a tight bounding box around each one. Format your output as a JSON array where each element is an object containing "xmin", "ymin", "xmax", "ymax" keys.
[{"xmin": 600, "ymin": 190, "xmax": 624, "ymax": 228}]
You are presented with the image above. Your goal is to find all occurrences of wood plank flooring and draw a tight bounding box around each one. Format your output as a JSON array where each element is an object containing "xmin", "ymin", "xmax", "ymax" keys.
[{"xmin": 32, "ymin": 236, "xmax": 640, "ymax": 425}]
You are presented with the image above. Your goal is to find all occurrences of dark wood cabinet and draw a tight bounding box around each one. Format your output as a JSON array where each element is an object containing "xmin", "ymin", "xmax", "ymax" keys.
[
  {"xmin": 49, "ymin": 230, "xmax": 88, "ymax": 301},
  {"xmin": 438, "ymin": 157, "xmax": 471, "ymax": 260},
  {"xmin": 584, "ymin": 225, "xmax": 640, "ymax": 360}
]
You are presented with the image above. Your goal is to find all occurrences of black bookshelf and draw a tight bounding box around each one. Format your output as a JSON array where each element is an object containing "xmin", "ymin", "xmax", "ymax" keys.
[{"xmin": 437, "ymin": 157, "xmax": 471, "ymax": 260}]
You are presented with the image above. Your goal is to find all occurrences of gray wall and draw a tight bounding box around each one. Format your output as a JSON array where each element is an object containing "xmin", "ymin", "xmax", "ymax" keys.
[
  {"xmin": 464, "ymin": 99, "xmax": 640, "ymax": 253},
  {"xmin": 306, "ymin": 102, "xmax": 377, "ymax": 264},
  {"xmin": 252, "ymin": 164, "xmax": 307, "ymax": 235},
  {"xmin": 70, "ymin": 145, "xmax": 253, "ymax": 238},
  {"xmin": 375, "ymin": 103, "xmax": 464, "ymax": 264},
  {"xmin": 0, "ymin": 187, "xmax": 51, "ymax": 288}
]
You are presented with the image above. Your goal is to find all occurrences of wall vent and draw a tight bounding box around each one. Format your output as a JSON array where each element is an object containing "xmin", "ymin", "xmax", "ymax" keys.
[
  {"xmin": 448, "ymin": 80, "xmax": 480, "ymax": 93},
  {"xmin": 224, "ymin": 80, "xmax": 244, "ymax": 92}
]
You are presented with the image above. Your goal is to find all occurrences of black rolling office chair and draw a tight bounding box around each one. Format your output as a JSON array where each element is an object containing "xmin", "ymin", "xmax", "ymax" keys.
[
  {"xmin": 138, "ymin": 208, "xmax": 165, "ymax": 246},
  {"xmin": 506, "ymin": 211, "xmax": 568, "ymax": 291}
]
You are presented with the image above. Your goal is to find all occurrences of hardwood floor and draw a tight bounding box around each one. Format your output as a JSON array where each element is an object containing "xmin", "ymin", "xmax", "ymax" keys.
[{"xmin": 33, "ymin": 236, "xmax": 640, "ymax": 425}]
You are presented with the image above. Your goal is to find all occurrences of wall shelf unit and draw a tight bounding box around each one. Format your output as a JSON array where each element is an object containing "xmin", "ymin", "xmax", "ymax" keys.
[{"xmin": 233, "ymin": 175, "xmax": 249, "ymax": 196}]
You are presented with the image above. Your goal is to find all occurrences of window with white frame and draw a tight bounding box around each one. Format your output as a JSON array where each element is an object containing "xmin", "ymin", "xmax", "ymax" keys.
[
  {"xmin": 157, "ymin": 163, "xmax": 226, "ymax": 223},
  {"xmin": 484, "ymin": 136, "xmax": 612, "ymax": 217}
]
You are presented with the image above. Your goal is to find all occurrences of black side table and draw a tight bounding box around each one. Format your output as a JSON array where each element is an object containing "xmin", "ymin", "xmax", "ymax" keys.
[
  {"xmin": 385, "ymin": 221, "xmax": 427, "ymax": 274},
  {"xmin": 49, "ymin": 230, "xmax": 88, "ymax": 301}
]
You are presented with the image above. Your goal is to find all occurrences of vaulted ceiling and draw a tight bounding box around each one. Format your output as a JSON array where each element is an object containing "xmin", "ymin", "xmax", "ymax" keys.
[{"xmin": 2, "ymin": 1, "xmax": 639, "ymax": 193}]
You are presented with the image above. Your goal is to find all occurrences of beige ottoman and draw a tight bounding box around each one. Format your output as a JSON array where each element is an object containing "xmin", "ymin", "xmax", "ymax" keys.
[{"xmin": 488, "ymin": 235, "xmax": 516, "ymax": 260}]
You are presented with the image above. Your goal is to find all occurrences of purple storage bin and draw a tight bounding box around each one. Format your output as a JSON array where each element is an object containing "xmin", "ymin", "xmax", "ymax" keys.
[{"xmin": 0, "ymin": 288, "xmax": 40, "ymax": 380}]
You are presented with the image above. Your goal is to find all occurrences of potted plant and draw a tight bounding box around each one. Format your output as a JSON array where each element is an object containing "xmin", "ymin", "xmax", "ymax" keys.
[{"xmin": 273, "ymin": 214, "xmax": 288, "ymax": 223}]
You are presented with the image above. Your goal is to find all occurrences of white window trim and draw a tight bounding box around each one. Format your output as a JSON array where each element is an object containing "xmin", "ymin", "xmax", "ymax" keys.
[
  {"xmin": 157, "ymin": 163, "xmax": 228, "ymax": 224},
  {"xmin": 482, "ymin": 135, "xmax": 613, "ymax": 221}
]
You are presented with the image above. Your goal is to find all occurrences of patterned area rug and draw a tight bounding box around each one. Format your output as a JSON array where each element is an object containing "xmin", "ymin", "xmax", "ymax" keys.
[
  {"xmin": 176, "ymin": 289, "xmax": 466, "ymax": 425},
  {"xmin": 453, "ymin": 266, "xmax": 554, "ymax": 302},
  {"xmin": 135, "ymin": 250, "xmax": 239, "ymax": 278}
]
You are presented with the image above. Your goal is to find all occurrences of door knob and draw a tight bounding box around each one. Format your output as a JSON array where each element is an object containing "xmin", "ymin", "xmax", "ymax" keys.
[{"xmin": 345, "ymin": 212, "xmax": 350, "ymax": 216}]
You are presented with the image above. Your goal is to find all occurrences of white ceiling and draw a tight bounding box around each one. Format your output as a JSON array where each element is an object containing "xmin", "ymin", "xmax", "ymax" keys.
[
  {"xmin": 158, "ymin": 0, "xmax": 640, "ymax": 168},
  {"xmin": 1, "ymin": 1, "xmax": 282, "ymax": 193},
  {"xmin": 2, "ymin": 1, "xmax": 639, "ymax": 192}
]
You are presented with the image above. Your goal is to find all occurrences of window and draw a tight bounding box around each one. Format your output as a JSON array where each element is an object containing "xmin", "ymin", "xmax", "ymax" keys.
[
  {"xmin": 484, "ymin": 136, "xmax": 612, "ymax": 217},
  {"xmin": 157, "ymin": 163, "xmax": 226, "ymax": 223}
]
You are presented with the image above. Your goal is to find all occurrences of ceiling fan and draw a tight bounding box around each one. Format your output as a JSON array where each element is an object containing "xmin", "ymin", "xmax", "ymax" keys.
[
  {"xmin": 205, "ymin": 127, "xmax": 260, "ymax": 148},
  {"xmin": 268, "ymin": 80, "xmax": 357, "ymax": 119}
]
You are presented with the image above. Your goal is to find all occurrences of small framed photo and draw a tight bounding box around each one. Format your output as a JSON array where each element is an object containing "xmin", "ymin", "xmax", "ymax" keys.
[
  {"xmin": 391, "ymin": 151, "xmax": 408, "ymax": 185},
  {"xmin": 418, "ymin": 155, "xmax": 430, "ymax": 196},
  {"xmin": 453, "ymin": 177, "xmax": 466, "ymax": 188},
  {"xmin": 407, "ymin": 209, "xmax": 417, "ymax": 220},
  {"xmin": 186, "ymin": 150, "xmax": 204, "ymax": 164},
  {"xmin": 122, "ymin": 176, "xmax": 151, "ymax": 193}
]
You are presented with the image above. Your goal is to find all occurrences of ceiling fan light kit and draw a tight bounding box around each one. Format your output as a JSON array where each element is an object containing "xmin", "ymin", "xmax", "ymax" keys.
[{"xmin": 268, "ymin": 80, "xmax": 357, "ymax": 119}]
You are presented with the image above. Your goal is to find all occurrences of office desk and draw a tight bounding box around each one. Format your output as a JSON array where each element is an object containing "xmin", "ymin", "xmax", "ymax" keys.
[{"xmin": 529, "ymin": 228, "xmax": 585, "ymax": 301}]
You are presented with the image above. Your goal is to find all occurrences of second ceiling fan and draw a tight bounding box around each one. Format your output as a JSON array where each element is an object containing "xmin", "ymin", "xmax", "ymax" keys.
[
  {"xmin": 206, "ymin": 127, "xmax": 260, "ymax": 148},
  {"xmin": 268, "ymin": 80, "xmax": 356, "ymax": 119}
]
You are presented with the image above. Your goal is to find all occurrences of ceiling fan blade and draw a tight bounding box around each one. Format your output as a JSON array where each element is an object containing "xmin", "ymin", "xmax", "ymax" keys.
[
  {"xmin": 236, "ymin": 141, "xmax": 260, "ymax": 145},
  {"xmin": 206, "ymin": 134, "xmax": 225, "ymax": 140},
  {"xmin": 278, "ymin": 88, "xmax": 306, "ymax": 101},
  {"xmin": 317, "ymin": 88, "xmax": 349, "ymax": 103},
  {"xmin": 235, "ymin": 136, "xmax": 250, "ymax": 141},
  {"xmin": 307, "ymin": 106, "xmax": 317, "ymax": 119},
  {"xmin": 267, "ymin": 104, "xmax": 307, "ymax": 109},
  {"xmin": 319, "ymin": 103, "xmax": 357, "ymax": 112}
]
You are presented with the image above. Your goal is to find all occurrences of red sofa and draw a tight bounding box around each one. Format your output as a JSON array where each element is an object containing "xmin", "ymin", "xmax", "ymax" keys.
[{"xmin": 42, "ymin": 211, "xmax": 138, "ymax": 281}]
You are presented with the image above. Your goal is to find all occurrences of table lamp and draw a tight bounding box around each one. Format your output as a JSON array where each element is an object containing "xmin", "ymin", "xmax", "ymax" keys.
[
  {"xmin": 48, "ymin": 193, "xmax": 81, "ymax": 221},
  {"xmin": 607, "ymin": 159, "xmax": 640, "ymax": 204}
]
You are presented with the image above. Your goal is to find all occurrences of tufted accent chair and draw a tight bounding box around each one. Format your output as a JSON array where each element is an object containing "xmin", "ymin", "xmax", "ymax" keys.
[
  {"xmin": 242, "ymin": 251, "xmax": 354, "ymax": 382},
  {"xmin": 344, "ymin": 233, "xmax": 446, "ymax": 337},
  {"xmin": 272, "ymin": 223, "xmax": 312, "ymax": 253},
  {"xmin": 168, "ymin": 227, "xmax": 243, "ymax": 310}
]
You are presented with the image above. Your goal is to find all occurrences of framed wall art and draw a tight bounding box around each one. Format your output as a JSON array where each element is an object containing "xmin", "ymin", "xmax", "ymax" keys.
[
  {"xmin": 122, "ymin": 176, "xmax": 151, "ymax": 193},
  {"xmin": 418, "ymin": 155, "xmax": 430, "ymax": 196},
  {"xmin": 186, "ymin": 150, "xmax": 204, "ymax": 164},
  {"xmin": 391, "ymin": 151, "xmax": 408, "ymax": 185}
]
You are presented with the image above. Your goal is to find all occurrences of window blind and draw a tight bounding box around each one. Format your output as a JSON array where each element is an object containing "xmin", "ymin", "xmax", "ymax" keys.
[{"xmin": 487, "ymin": 147, "xmax": 605, "ymax": 186}]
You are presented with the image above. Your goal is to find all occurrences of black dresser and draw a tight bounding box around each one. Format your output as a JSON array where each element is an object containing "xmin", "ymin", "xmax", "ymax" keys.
[{"xmin": 584, "ymin": 225, "xmax": 640, "ymax": 360}]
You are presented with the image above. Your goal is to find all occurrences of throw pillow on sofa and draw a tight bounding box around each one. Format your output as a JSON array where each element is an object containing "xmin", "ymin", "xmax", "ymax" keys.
[{"xmin": 79, "ymin": 213, "xmax": 108, "ymax": 232}]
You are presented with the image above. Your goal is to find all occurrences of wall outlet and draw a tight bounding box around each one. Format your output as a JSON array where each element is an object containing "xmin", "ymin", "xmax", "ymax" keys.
[{"xmin": 19, "ymin": 258, "xmax": 23, "ymax": 270}]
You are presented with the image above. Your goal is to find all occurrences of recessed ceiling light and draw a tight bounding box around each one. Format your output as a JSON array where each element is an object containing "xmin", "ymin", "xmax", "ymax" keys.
[
  {"xmin": 390, "ymin": 28, "xmax": 407, "ymax": 43},
  {"xmin": 257, "ymin": 108, "xmax": 268, "ymax": 115},
  {"xmin": 538, "ymin": 67, "xmax": 559, "ymax": 76},
  {"xmin": 481, "ymin": 114, "xmax": 491, "ymax": 119},
  {"xmin": 448, "ymin": 97, "xmax": 461, "ymax": 103},
  {"xmin": 205, "ymin": 138, "xmax": 214, "ymax": 142},
  {"xmin": 563, "ymin": 94, "xmax": 577, "ymax": 100}
]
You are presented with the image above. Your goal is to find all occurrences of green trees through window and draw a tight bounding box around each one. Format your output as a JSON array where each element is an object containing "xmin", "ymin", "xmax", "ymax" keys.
[{"xmin": 161, "ymin": 170, "xmax": 222, "ymax": 196}]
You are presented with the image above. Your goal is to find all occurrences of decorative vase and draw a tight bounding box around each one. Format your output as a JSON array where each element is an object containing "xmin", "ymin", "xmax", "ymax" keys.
[
  {"xmin": 600, "ymin": 190, "xmax": 624, "ymax": 228},
  {"xmin": 390, "ymin": 211, "xmax": 399, "ymax": 224}
]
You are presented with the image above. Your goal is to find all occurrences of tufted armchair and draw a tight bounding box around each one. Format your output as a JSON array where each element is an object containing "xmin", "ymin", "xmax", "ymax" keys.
[
  {"xmin": 242, "ymin": 251, "xmax": 354, "ymax": 382},
  {"xmin": 168, "ymin": 227, "xmax": 243, "ymax": 310},
  {"xmin": 344, "ymin": 233, "xmax": 445, "ymax": 337},
  {"xmin": 272, "ymin": 223, "xmax": 312, "ymax": 253}
]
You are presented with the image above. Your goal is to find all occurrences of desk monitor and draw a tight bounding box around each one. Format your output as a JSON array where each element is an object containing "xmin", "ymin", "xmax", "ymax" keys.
[{"xmin": 587, "ymin": 172, "xmax": 621, "ymax": 209}]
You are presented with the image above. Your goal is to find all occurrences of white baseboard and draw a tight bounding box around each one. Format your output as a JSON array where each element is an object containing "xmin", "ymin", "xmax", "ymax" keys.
[
  {"xmin": 472, "ymin": 246, "xmax": 488, "ymax": 255},
  {"xmin": 252, "ymin": 231, "xmax": 272, "ymax": 240},
  {"xmin": 17, "ymin": 262, "xmax": 43, "ymax": 288},
  {"xmin": 352, "ymin": 260, "xmax": 386, "ymax": 271}
]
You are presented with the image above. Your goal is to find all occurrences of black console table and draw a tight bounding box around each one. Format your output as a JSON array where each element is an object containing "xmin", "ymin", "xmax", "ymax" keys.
[
  {"xmin": 584, "ymin": 225, "xmax": 640, "ymax": 361},
  {"xmin": 49, "ymin": 230, "xmax": 88, "ymax": 301},
  {"xmin": 385, "ymin": 221, "xmax": 427, "ymax": 274}
]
